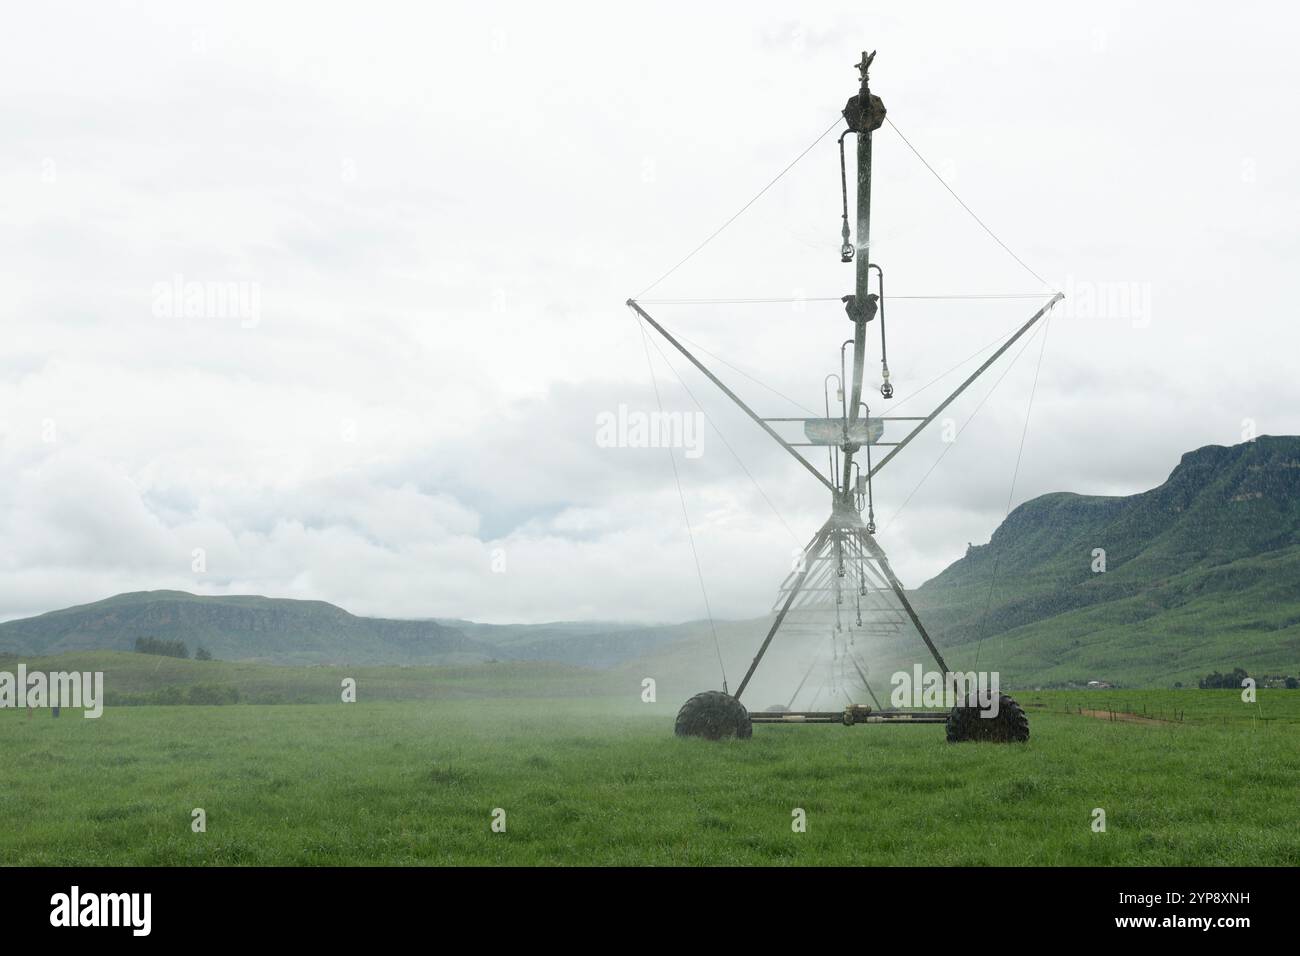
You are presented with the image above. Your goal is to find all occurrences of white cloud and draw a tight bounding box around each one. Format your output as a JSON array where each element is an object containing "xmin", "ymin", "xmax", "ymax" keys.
[{"xmin": 1, "ymin": 1, "xmax": 1297, "ymax": 623}]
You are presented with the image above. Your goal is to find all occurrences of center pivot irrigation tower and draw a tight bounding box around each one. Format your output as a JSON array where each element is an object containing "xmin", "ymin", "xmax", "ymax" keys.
[{"xmin": 627, "ymin": 52, "xmax": 1062, "ymax": 743}]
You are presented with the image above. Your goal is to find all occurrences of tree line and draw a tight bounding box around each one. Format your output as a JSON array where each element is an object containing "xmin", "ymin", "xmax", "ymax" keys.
[
  {"xmin": 133, "ymin": 636, "xmax": 214, "ymax": 660},
  {"xmin": 1198, "ymin": 667, "xmax": 1298, "ymax": 689}
]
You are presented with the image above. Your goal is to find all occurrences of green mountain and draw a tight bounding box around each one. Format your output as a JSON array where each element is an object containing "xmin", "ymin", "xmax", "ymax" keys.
[
  {"xmin": 441, "ymin": 619, "xmax": 700, "ymax": 668},
  {"xmin": 912, "ymin": 435, "xmax": 1300, "ymax": 685},
  {"xmin": 0, "ymin": 590, "xmax": 497, "ymax": 666},
  {"xmin": 0, "ymin": 591, "xmax": 689, "ymax": 668}
]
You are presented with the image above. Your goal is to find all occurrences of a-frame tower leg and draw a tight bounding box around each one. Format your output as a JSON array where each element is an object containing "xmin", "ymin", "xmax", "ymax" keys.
[
  {"xmin": 732, "ymin": 523, "xmax": 949, "ymax": 704},
  {"xmin": 856, "ymin": 530, "xmax": 949, "ymax": 674},
  {"xmin": 733, "ymin": 524, "xmax": 831, "ymax": 701}
]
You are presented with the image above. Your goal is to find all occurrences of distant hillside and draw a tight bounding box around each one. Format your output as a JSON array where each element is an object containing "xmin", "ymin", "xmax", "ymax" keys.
[
  {"xmin": 0, "ymin": 591, "xmax": 690, "ymax": 669},
  {"xmin": 0, "ymin": 591, "xmax": 497, "ymax": 666},
  {"xmin": 912, "ymin": 435, "xmax": 1300, "ymax": 685},
  {"xmin": 442, "ymin": 619, "xmax": 698, "ymax": 668}
]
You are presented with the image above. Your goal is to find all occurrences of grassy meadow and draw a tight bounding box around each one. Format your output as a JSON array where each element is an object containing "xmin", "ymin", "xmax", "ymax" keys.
[{"xmin": 2, "ymin": 674, "xmax": 1297, "ymax": 866}]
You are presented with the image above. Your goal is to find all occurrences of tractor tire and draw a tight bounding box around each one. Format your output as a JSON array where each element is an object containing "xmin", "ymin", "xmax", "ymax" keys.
[
  {"xmin": 674, "ymin": 690, "xmax": 753, "ymax": 740},
  {"xmin": 946, "ymin": 693, "xmax": 1030, "ymax": 743}
]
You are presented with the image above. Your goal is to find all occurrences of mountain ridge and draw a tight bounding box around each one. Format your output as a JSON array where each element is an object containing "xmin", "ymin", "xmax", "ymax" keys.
[
  {"xmin": 0, "ymin": 589, "xmax": 497, "ymax": 666},
  {"xmin": 0, "ymin": 588, "xmax": 693, "ymax": 668},
  {"xmin": 909, "ymin": 435, "xmax": 1300, "ymax": 683}
]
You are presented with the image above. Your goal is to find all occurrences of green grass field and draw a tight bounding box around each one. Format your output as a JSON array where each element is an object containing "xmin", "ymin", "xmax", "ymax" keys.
[
  {"xmin": 2, "ymin": 687, "xmax": 1297, "ymax": 866},
  {"xmin": 0, "ymin": 651, "xmax": 608, "ymax": 704}
]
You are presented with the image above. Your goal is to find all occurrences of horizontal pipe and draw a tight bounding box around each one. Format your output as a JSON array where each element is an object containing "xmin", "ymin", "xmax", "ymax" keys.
[{"xmin": 750, "ymin": 714, "xmax": 948, "ymax": 724}]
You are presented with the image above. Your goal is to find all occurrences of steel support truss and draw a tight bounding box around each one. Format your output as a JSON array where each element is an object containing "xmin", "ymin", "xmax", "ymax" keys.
[{"xmin": 626, "ymin": 293, "xmax": 1062, "ymax": 716}]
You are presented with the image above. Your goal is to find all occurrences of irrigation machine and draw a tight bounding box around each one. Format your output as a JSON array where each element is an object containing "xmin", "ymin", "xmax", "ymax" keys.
[{"xmin": 627, "ymin": 52, "xmax": 1061, "ymax": 744}]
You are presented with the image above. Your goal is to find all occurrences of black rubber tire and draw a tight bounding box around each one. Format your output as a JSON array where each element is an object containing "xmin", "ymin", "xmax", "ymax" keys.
[
  {"xmin": 946, "ymin": 692, "xmax": 1030, "ymax": 743},
  {"xmin": 674, "ymin": 690, "xmax": 753, "ymax": 740}
]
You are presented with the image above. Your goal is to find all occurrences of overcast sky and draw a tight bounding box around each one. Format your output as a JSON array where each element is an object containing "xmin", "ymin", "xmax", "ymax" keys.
[{"xmin": 1, "ymin": 1, "xmax": 1296, "ymax": 624}]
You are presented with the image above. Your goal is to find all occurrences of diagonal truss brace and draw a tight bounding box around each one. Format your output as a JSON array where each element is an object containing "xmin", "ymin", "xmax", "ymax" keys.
[
  {"xmin": 627, "ymin": 299, "xmax": 838, "ymax": 495},
  {"xmin": 867, "ymin": 292, "xmax": 1063, "ymax": 480},
  {"xmin": 628, "ymin": 294, "xmax": 1061, "ymax": 493},
  {"xmin": 857, "ymin": 530, "xmax": 949, "ymax": 674},
  {"xmin": 733, "ymin": 523, "xmax": 831, "ymax": 699}
]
